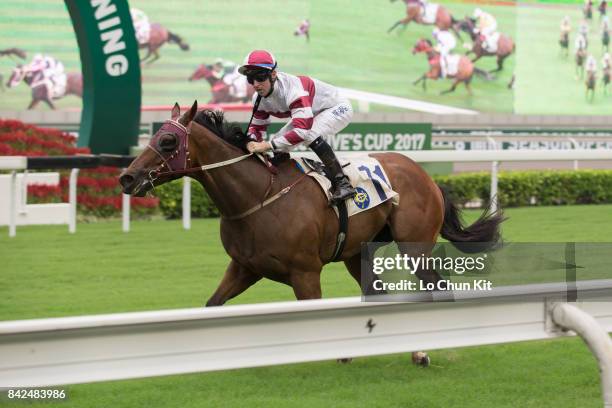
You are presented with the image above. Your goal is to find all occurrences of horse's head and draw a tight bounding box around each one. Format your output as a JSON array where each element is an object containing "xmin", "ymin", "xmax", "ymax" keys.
[
  {"xmin": 189, "ymin": 64, "xmax": 215, "ymax": 83},
  {"xmin": 456, "ymin": 17, "xmax": 476, "ymax": 38},
  {"xmin": 412, "ymin": 38, "xmax": 433, "ymax": 54},
  {"xmin": 119, "ymin": 101, "xmax": 199, "ymax": 196},
  {"xmin": 6, "ymin": 65, "xmax": 26, "ymax": 88}
]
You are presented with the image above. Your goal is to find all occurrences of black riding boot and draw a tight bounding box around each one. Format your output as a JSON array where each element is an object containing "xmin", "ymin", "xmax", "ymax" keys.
[{"xmin": 309, "ymin": 137, "xmax": 356, "ymax": 204}]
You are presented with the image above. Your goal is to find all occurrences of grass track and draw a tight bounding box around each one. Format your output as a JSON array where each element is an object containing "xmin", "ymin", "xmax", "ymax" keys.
[{"xmin": 1, "ymin": 204, "xmax": 611, "ymax": 407}]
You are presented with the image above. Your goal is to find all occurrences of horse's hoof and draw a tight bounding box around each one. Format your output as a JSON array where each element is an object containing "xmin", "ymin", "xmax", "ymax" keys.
[
  {"xmin": 337, "ymin": 358, "xmax": 353, "ymax": 364},
  {"xmin": 411, "ymin": 351, "xmax": 430, "ymax": 367}
]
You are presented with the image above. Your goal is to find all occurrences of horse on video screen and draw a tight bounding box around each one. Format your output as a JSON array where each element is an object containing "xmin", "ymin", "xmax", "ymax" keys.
[
  {"xmin": 388, "ymin": 0, "xmax": 458, "ymax": 34},
  {"xmin": 455, "ymin": 18, "xmax": 515, "ymax": 72},
  {"xmin": 120, "ymin": 102, "xmax": 504, "ymax": 308},
  {"xmin": 602, "ymin": 63, "xmax": 610, "ymax": 93},
  {"xmin": 6, "ymin": 65, "xmax": 82, "ymax": 109},
  {"xmin": 411, "ymin": 38, "xmax": 491, "ymax": 95},
  {"xmin": 141, "ymin": 23, "xmax": 189, "ymax": 64},
  {"xmin": 188, "ymin": 64, "xmax": 255, "ymax": 104}
]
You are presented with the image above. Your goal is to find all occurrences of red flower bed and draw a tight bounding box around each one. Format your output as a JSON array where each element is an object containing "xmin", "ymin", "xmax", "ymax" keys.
[{"xmin": 0, "ymin": 119, "xmax": 158, "ymax": 217}]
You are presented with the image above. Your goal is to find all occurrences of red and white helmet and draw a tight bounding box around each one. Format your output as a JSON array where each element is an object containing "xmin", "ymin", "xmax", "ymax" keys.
[{"xmin": 238, "ymin": 50, "xmax": 277, "ymax": 75}]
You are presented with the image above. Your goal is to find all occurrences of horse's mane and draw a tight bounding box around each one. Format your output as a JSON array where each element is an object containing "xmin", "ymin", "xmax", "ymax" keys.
[{"xmin": 193, "ymin": 109, "xmax": 248, "ymax": 149}]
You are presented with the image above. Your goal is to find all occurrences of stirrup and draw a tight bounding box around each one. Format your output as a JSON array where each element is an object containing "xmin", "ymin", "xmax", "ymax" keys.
[{"xmin": 330, "ymin": 182, "xmax": 356, "ymax": 205}]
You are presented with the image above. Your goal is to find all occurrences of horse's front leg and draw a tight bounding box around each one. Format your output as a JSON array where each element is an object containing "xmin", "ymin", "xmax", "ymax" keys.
[
  {"xmin": 413, "ymin": 74, "xmax": 426, "ymax": 86},
  {"xmin": 147, "ymin": 50, "xmax": 160, "ymax": 65},
  {"xmin": 290, "ymin": 269, "xmax": 323, "ymax": 300},
  {"xmin": 28, "ymin": 98, "xmax": 40, "ymax": 110},
  {"xmin": 205, "ymin": 260, "xmax": 261, "ymax": 307}
]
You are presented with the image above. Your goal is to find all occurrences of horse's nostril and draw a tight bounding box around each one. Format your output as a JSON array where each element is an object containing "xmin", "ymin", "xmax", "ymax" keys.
[{"xmin": 119, "ymin": 174, "xmax": 134, "ymax": 188}]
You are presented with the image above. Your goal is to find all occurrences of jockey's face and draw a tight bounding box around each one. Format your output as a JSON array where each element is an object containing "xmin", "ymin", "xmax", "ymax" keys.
[{"xmin": 250, "ymin": 70, "xmax": 276, "ymax": 97}]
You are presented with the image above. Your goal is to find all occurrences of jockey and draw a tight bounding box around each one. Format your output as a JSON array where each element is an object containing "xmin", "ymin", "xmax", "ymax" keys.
[
  {"xmin": 25, "ymin": 54, "xmax": 66, "ymax": 97},
  {"xmin": 586, "ymin": 54, "xmax": 598, "ymax": 74},
  {"xmin": 579, "ymin": 19, "xmax": 590, "ymax": 37},
  {"xmin": 130, "ymin": 8, "xmax": 151, "ymax": 45},
  {"xmin": 294, "ymin": 19, "xmax": 311, "ymax": 41},
  {"xmin": 238, "ymin": 50, "xmax": 356, "ymax": 204},
  {"xmin": 575, "ymin": 31, "xmax": 588, "ymax": 51},
  {"xmin": 601, "ymin": 0, "xmax": 608, "ymax": 15},
  {"xmin": 603, "ymin": 52, "xmax": 611, "ymax": 69},
  {"xmin": 473, "ymin": 8, "xmax": 498, "ymax": 52},
  {"xmin": 211, "ymin": 58, "xmax": 236, "ymax": 80},
  {"xmin": 603, "ymin": 15, "xmax": 610, "ymax": 31},
  {"xmin": 432, "ymin": 27, "xmax": 456, "ymax": 78},
  {"xmin": 560, "ymin": 16, "xmax": 571, "ymax": 34}
]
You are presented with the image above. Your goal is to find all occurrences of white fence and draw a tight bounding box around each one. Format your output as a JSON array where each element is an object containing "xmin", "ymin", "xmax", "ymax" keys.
[
  {"xmin": 3, "ymin": 149, "xmax": 612, "ymax": 236},
  {"xmin": 1, "ymin": 280, "xmax": 611, "ymax": 405}
]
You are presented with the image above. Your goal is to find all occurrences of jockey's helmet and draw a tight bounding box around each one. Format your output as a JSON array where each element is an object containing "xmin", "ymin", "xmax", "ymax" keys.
[
  {"xmin": 238, "ymin": 50, "xmax": 277, "ymax": 75},
  {"xmin": 473, "ymin": 8, "xmax": 483, "ymax": 19}
]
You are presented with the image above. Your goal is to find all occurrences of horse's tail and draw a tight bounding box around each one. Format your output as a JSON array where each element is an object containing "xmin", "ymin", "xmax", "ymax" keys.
[
  {"xmin": 438, "ymin": 186, "xmax": 505, "ymax": 253},
  {"xmin": 168, "ymin": 31, "xmax": 190, "ymax": 51}
]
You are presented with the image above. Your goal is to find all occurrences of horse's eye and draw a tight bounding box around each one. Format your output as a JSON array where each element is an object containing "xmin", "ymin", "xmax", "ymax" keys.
[{"xmin": 159, "ymin": 133, "xmax": 178, "ymax": 152}]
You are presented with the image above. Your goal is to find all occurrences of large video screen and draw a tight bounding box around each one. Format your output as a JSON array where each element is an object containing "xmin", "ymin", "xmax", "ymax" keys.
[{"xmin": 0, "ymin": 0, "xmax": 610, "ymax": 114}]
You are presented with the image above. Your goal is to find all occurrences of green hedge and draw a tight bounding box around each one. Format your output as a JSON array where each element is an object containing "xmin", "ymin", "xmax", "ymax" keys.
[
  {"xmin": 433, "ymin": 170, "xmax": 612, "ymax": 208},
  {"xmin": 154, "ymin": 170, "xmax": 612, "ymax": 218},
  {"xmin": 155, "ymin": 179, "xmax": 219, "ymax": 219}
]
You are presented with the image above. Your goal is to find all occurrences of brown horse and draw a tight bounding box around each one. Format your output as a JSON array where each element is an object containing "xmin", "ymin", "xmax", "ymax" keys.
[
  {"xmin": 603, "ymin": 64, "xmax": 610, "ymax": 93},
  {"xmin": 6, "ymin": 66, "xmax": 82, "ymax": 109},
  {"xmin": 586, "ymin": 69, "xmax": 596, "ymax": 101},
  {"xmin": 188, "ymin": 64, "xmax": 255, "ymax": 104},
  {"xmin": 576, "ymin": 45, "xmax": 587, "ymax": 79},
  {"xmin": 388, "ymin": 0, "xmax": 457, "ymax": 34},
  {"xmin": 119, "ymin": 102, "xmax": 503, "ymax": 307},
  {"xmin": 603, "ymin": 28, "xmax": 610, "ymax": 52},
  {"xmin": 141, "ymin": 23, "xmax": 189, "ymax": 64},
  {"xmin": 456, "ymin": 18, "xmax": 515, "ymax": 72},
  {"xmin": 412, "ymin": 39, "xmax": 489, "ymax": 95}
]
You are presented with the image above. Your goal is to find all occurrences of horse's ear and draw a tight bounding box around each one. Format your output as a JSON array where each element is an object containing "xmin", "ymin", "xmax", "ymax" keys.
[
  {"xmin": 179, "ymin": 100, "xmax": 198, "ymax": 126},
  {"xmin": 171, "ymin": 103, "xmax": 180, "ymax": 120},
  {"xmin": 188, "ymin": 100, "xmax": 198, "ymax": 122}
]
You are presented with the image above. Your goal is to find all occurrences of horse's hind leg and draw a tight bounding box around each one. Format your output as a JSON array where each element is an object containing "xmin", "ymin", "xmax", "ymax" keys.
[
  {"xmin": 344, "ymin": 227, "xmax": 393, "ymax": 296},
  {"xmin": 490, "ymin": 56, "xmax": 505, "ymax": 73},
  {"xmin": 205, "ymin": 260, "xmax": 261, "ymax": 306}
]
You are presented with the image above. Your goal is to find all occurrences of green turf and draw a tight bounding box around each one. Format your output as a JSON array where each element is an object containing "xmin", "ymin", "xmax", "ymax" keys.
[{"xmin": 0, "ymin": 205, "xmax": 611, "ymax": 407}]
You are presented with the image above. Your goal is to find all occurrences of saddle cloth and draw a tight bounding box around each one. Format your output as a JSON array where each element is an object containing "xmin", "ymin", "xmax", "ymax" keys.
[
  {"xmin": 294, "ymin": 156, "xmax": 399, "ymax": 217},
  {"xmin": 421, "ymin": 4, "xmax": 439, "ymax": 24},
  {"xmin": 483, "ymin": 32, "xmax": 500, "ymax": 53},
  {"xmin": 446, "ymin": 54, "xmax": 461, "ymax": 76}
]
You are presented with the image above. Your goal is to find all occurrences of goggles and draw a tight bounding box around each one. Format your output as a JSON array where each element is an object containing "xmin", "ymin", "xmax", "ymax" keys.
[{"xmin": 246, "ymin": 70, "xmax": 271, "ymax": 84}]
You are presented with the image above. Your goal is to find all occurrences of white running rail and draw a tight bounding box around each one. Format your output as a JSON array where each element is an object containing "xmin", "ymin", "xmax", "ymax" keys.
[{"xmin": 0, "ymin": 280, "xmax": 611, "ymax": 407}]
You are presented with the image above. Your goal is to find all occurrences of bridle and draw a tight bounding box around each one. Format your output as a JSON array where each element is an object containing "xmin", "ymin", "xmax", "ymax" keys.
[
  {"xmin": 146, "ymin": 119, "xmax": 254, "ymax": 183},
  {"xmin": 145, "ymin": 118, "xmax": 308, "ymax": 220}
]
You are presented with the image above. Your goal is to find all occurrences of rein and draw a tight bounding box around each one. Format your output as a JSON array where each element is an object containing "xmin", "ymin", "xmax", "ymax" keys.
[{"xmin": 147, "ymin": 118, "xmax": 302, "ymax": 221}]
